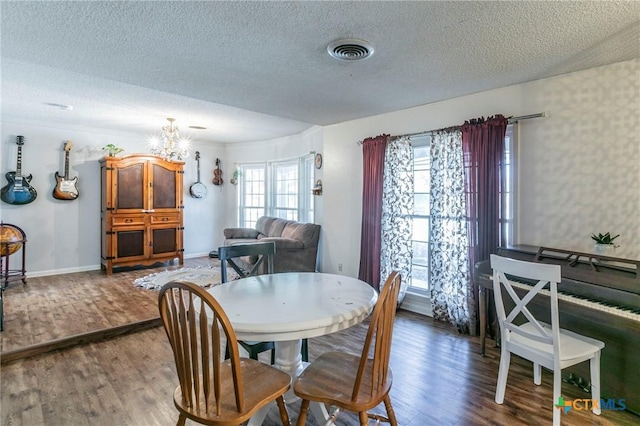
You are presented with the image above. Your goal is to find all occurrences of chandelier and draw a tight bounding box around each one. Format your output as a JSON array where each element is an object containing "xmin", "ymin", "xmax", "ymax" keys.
[{"xmin": 149, "ymin": 117, "xmax": 190, "ymax": 161}]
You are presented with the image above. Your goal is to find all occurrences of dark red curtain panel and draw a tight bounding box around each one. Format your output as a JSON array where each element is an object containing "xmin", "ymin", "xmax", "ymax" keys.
[
  {"xmin": 461, "ymin": 115, "xmax": 507, "ymax": 334},
  {"xmin": 358, "ymin": 134, "xmax": 389, "ymax": 290}
]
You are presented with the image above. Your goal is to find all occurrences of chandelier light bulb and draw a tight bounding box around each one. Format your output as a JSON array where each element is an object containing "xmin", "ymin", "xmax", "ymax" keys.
[{"xmin": 149, "ymin": 117, "xmax": 190, "ymax": 161}]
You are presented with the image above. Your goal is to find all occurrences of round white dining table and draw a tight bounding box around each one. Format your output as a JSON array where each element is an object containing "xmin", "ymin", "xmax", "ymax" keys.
[{"xmin": 206, "ymin": 272, "xmax": 378, "ymax": 425}]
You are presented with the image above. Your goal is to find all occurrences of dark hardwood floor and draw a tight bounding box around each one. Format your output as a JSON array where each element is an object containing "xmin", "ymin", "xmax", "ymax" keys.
[
  {"xmin": 0, "ymin": 257, "xmax": 214, "ymax": 359},
  {"xmin": 1, "ymin": 258, "xmax": 638, "ymax": 425}
]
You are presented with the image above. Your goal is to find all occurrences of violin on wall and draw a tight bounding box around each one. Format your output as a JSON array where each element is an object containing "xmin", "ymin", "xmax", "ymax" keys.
[{"xmin": 212, "ymin": 158, "xmax": 223, "ymax": 185}]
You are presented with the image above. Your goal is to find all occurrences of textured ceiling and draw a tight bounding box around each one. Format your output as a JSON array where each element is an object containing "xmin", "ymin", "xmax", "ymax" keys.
[{"xmin": 1, "ymin": 1, "xmax": 639, "ymax": 143}]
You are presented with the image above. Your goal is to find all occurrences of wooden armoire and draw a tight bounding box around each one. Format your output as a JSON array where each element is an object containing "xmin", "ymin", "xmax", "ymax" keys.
[{"xmin": 100, "ymin": 154, "xmax": 184, "ymax": 274}]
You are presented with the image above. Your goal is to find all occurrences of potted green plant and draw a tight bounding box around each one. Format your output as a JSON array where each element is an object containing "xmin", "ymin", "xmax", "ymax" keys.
[
  {"xmin": 102, "ymin": 143, "xmax": 124, "ymax": 156},
  {"xmin": 230, "ymin": 168, "xmax": 242, "ymax": 185},
  {"xmin": 591, "ymin": 232, "xmax": 620, "ymax": 255}
]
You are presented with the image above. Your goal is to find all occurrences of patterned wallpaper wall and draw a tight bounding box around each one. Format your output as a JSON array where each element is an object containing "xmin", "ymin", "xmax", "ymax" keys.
[{"xmin": 518, "ymin": 59, "xmax": 639, "ymax": 259}]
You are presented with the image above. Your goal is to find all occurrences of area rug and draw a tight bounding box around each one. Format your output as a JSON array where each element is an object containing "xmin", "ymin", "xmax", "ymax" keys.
[{"xmin": 133, "ymin": 266, "xmax": 238, "ymax": 291}]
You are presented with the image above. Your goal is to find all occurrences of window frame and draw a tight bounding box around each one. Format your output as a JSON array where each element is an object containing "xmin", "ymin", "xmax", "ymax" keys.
[
  {"xmin": 238, "ymin": 163, "xmax": 267, "ymax": 229},
  {"xmin": 237, "ymin": 154, "xmax": 315, "ymax": 227},
  {"xmin": 500, "ymin": 125, "xmax": 517, "ymax": 247},
  {"xmin": 270, "ymin": 159, "xmax": 300, "ymax": 221},
  {"xmin": 405, "ymin": 125, "xmax": 516, "ymax": 296},
  {"xmin": 407, "ymin": 135, "xmax": 431, "ymax": 296}
]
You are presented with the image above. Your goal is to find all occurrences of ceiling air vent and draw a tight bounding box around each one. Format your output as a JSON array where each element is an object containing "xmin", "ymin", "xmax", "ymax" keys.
[{"xmin": 327, "ymin": 39, "xmax": 374, "ymax": 61}]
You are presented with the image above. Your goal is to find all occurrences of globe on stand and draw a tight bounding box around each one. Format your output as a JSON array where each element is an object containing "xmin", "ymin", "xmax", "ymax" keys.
[{"xmin": 0, "ymin": 224, "xmax": 24, "ymax": 256}]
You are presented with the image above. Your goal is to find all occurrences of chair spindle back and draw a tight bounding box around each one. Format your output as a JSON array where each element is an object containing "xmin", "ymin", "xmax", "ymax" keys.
[
  {"xmin": 158, "ymin": 281, "xmax": 245, "ymax": 415},
  {"xmin": 352, "ymin": 271, "xmax": 401, "ymax": 401}
]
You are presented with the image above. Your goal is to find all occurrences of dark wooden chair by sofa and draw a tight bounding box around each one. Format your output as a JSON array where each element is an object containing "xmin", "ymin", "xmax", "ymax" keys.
[
  {"xmin": 219, "ymin": 241, "xmax": 275, "ymax": 283},
  {"xmin": 219, "ymin": 242, "xmax": 309, "ymax": 363}
]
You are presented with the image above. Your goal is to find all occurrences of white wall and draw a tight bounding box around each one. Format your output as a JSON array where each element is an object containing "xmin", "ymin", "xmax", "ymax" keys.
[
  {"xmin": 182, "ymin": 140, "xmax": 226, "ymax": 257},
  {"xmin": 320, "ymin": 59, "xmax": 639, "ymax": 276},
  {"xmin": 0, "ymin": 121, "xmax": 225, "ymax": 275},
  {"xmin": 516, "ymin": 59, "xmax": 639, "ymax": 258}
]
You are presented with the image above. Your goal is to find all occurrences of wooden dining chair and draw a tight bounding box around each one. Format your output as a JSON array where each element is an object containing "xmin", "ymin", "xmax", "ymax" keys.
[
  {"xmin": 490, "ymin": 254, "xmax": 605, "ymax": 426},
  {"xmin": 158, "ymin": 281, "xmax": 291, "ymax": 426},
  {"xmin": 293, "ymin": 271, "xmax": 401, "ymax": 426},
  {"xmin": 219, "ymin": 242, "xmax": 309, "ymax": 364}
]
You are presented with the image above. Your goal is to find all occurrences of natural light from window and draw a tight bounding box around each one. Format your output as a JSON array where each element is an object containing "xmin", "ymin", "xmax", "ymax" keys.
[
  {"xmin": 407, "ymin": 126, "xmax": 514, "ymax": 296},
  {"xmin": 410, "ymin": 141, "xmax": 430, "ymax": 293},
  {"xmin": 238, "ymin": 154, "xmax": 315, "ymax": 227}
]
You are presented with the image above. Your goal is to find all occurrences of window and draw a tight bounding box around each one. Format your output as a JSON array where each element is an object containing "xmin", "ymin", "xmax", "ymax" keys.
[
  {"xmin": 408, "ymin": 137, "xmax": 431, "ymax": 294},
  {"xmin": 500, "ymin": 126, "xmax": 516, "ymax": 247},
  {"xmin": 271, "ymin": 161, "xmax": 299, "ymax": 220},
  {"xmin": 406, "ymin": 126, "xmax": 515, "ymax": 295},
  {"xmin": 300, "ymin": 155, "xmax": 315, "ymax": 223},
  {"xmin": 239, "ymin": 164, "xmax": 266, "ymax": 229},
  {"xmin": 238, "ymin": 154, "xmax": 315, "ymax": 227}
]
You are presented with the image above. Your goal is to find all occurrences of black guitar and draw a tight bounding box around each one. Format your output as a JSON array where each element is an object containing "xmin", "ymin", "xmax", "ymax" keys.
[
  {"xmin": 1, "ymin": 135, "xmax": 38, "ymax": 205},
  {"xmin": 52, "ymin": 141, "xmax": 79, "ymax": 200}
]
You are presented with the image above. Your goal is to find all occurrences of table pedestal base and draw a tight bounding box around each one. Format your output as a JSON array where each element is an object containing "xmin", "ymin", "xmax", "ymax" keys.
[
  {"xmin": 274, "ymin": 340, "xmax": 304, "ymax": 401},
  {"xmin": 245, "ymin": 339, "xmax": 330, "ymax": 425}
]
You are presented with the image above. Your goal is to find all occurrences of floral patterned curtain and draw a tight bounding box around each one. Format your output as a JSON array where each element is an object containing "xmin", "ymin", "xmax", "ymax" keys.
[
  {"xmin": 429, "ymin": 129, "xmax": 472, "ymax": 333},
  {"xmin": 380, "ymin": 136, "xmax": 414, "ymax": 305}
]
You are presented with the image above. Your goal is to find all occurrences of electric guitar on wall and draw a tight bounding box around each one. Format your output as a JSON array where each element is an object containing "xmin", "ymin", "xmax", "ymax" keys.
[
  {"xmin": 1, "ymin": 135, "xmax": 38, "ymax": 205},
  {"xmin": 52, "ymin": 140, "xmax": 79, "ymax": 200}
]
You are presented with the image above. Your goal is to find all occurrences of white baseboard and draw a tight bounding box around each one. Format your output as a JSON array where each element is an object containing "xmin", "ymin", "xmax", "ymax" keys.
[
  {"xmin": 27, "ymin": 264, "xmax": 102, "ymax": 278},
  {"xmin": 185, "ymin": 252, "xmax": 211, "ymax": 259},
  {"xmin": 400, "ymin": 292, "xmax": 432, "ymax": 317},
  {"xmin": 25, "ymin": 254, "xmax": 211, "ymax": 278}
]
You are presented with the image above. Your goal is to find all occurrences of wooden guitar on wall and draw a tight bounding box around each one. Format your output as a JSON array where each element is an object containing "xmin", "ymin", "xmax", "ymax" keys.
[
  {"xmin": 212, "ymin": 158, "xmax": 223, "ymax": 185},
  {"xmin": 1, "ymin": 135, "xmax": 38, "ymax": 205},
  {"xmin": 52, "ymin": 140, "xmax": 79, "ymax": 200}
]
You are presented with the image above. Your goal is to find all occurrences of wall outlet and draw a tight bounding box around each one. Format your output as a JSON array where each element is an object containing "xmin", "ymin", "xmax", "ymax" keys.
[{"xmin": 338, "ymin": 263, "xmax": 343, "ymax": 272}]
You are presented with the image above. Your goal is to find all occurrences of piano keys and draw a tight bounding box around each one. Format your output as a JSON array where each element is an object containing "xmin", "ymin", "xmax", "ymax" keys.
[{"xmin": 476, "ymin": 245, "xmax": 640, "ymax": 415}]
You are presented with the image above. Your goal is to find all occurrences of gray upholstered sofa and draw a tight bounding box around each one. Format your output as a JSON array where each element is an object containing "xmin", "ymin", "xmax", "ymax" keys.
[{"xmin": 223, "ymin": 216, "xmax": 321, "ymax": 273}]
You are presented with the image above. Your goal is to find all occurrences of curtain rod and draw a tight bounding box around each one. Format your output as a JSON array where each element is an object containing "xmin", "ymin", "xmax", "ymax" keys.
[{"xmin": 356, "ymin": 112, "xmax": 546, "ymax": 145}]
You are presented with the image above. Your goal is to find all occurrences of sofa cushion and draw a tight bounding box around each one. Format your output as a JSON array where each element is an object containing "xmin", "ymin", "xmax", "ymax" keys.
[
  {"xmin": 256, "ymin": 216, "xmax": 299, "ymax": 238},
  {"xmin": 223, "ymin": 228, "xmax": 259, "ymax": 239},
  {"xmin": 255, "ymin": 217, "xmax": 277, "ymax": 236},
  {"xmin": 268, "ymin": 218, "xmax": 289, "ymax": 237},
  {"xmin": 282, "ymin": 222, "xmax": 319, "ymax": 247},
  {"xmin": 259, "ymin": 237, "xmax": 304, "ymax": 250}
]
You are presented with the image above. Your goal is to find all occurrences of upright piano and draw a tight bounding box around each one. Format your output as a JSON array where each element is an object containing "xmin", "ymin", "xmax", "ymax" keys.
[{"xmin": 476, "ymin": 245, "xmax": 640, "ymax": 415}]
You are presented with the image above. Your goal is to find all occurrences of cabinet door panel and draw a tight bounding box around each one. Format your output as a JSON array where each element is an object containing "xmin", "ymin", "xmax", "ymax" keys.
[
  {"xmin": 116, "ymin": 164, "xmax": 145, "ymax": 210},
  {"xmin": 152, "ymin": 164, "xmax": 177, "ymax": 209},
  {"xmin": 115, "ymin": 229, "xmax": 145, "ymax": 258},
  {"xmin": 151, "ymin": 227, "xmax": 177, "ymax": 255}
]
